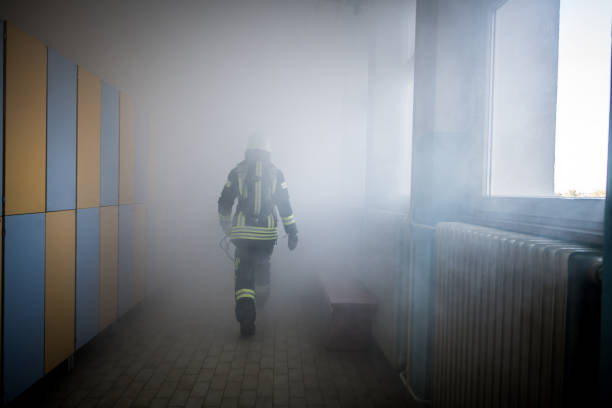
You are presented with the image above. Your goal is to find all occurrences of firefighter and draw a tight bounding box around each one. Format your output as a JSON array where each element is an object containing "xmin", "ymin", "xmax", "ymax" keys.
[{"xmin": 218, "ymin": 133, "xmax": 298, "ymax": 336}]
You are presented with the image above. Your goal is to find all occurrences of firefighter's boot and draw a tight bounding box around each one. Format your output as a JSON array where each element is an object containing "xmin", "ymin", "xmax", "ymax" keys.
[{"xmin": 236, "ymin": 297, "xmax": 256, "ymax": 336}]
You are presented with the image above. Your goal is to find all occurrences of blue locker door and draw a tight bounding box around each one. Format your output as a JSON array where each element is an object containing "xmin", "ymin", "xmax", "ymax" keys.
[
  {"xmin": 118, "ymin": 205, "xmax": 134, "ymax": 316},
  {"xmin": 4, "ymin": 213, "xmax": 45, "ymax": 403},
  {"xmin": 46, "ymin": 48, "xmax": 77, "ymax": 211},
  {"xmin": 101, "ymin": 81, "xmax": 119, "ymax": 206},
  {"xmin": 76, "ymin": 208, "xmax": 100, "ymax": 349}
]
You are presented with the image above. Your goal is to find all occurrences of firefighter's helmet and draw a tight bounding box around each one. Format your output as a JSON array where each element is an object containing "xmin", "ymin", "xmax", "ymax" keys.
[{"xmin": 247, "ymin": 132, "xmax": 271, "ymax": 153}]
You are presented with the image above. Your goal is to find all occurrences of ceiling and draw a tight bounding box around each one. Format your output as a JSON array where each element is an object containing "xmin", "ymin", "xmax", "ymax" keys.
[{"xmin": 0, "ymin": 0, "xmax": 368, "ymax": 100}]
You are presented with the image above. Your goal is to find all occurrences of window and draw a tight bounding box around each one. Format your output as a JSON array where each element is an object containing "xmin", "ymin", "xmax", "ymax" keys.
[
  {"xmin": 554, "ymin": 0, "xmax": 611, "ymax": 197},
  {"xmin": 487, "ymin": 0, "xmax": 611, "ymax": 198}
]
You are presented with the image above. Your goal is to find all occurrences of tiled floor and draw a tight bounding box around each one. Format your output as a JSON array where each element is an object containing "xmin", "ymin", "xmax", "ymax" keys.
[{"xmin": 11, "ymin": 252, "xmax": 408, "ymax": 407}]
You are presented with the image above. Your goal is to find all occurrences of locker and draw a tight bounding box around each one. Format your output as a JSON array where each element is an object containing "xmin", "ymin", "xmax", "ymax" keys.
[
  {"xmin": 45, "ymin": 211, "xmax": 76, "ymax": 373},
  {"xmin": 120, "ymin": 92, "xmax": 135, "ymax": 205},
  {"xmin": 4, "ymin": 214, "xmax": 45, "ymax": 403},
  {"xmin": 118, "ymin": 205, "xmax": 134, "ymax": 316},
  {"xmin": 133, "ymin": 204, "xmax": 147, "ymax": 304},
  {"xmin": 46, "ymin": 48, "xmax": 77, "ymax": 211},
  {"xmin": 5, "ymin": 23, "xmax": 47, "ymax": 215},
  {"xmin": 76, "ymin": 208, "xmax": 100, "ymax": 349},
  {"xmin": 101, "ymin": 82, "xmax": 119, "ymax": 206},
  {"xmin": 77, "ymin": 67, "xmax": 101, "ymax": 209},
  {"xmin": 100, "ymin": 206, "xmax": 118, "ymax": 331}
]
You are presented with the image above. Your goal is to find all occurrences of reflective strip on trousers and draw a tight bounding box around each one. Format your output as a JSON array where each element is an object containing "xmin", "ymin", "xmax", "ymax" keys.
[{"xmin": 236, "ymin": 288, "xmax": 255, "ymax": 300}]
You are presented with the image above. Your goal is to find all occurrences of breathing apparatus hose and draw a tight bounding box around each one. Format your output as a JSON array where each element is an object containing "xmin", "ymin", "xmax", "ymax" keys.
[
  {"xmin": 219, "ymin": 234, "xmax": 289, "ymax": 263},
  {"xmin": 219, "ymin": 236, "xmax": 235, "ymax": 262}
]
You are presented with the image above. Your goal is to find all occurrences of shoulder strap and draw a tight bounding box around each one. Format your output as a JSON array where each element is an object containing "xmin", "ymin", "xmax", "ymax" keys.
[
  {"xmin": 236, "ymin": 161, "xmax": 248, "ymax": 199},
  {"xmin": 267, "ymin": 164, "xmax": 279, "ymax": 196}
]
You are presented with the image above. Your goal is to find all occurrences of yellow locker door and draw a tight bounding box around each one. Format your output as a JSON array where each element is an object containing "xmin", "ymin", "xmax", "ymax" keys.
[
  {"xmin": 99, "ymin": 206, "xmax": 118, "ymax": 330},
  {"xmin": 45, "ymin": 210, "xmax": 76, "ymax": 373},
  {"xmin": 5, "ymin": 24, "xmax": 47, "ymax": 215},
  {"xmin": 119, "ymin": 92, "xmax": 135, "ymax": 205},
  {"xmin": 77, "ymin": 67, "xmax": 101, "ymax": 209}
]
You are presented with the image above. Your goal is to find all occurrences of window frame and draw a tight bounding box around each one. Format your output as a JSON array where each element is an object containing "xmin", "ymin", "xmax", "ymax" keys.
[{"xmin": 472, "ymin": 0, "xmax": 606, "ymax": 246}]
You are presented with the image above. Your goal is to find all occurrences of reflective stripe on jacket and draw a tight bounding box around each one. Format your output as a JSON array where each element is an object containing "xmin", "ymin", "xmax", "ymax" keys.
[{"xmin": 218, "ymin": 153, "xmax": 297, "ymax": 242}]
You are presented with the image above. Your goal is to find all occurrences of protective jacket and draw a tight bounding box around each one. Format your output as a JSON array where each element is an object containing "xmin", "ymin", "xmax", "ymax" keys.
[{"xmin": 218, "ymin": 151, "xmax": 297, "ymax": 242}]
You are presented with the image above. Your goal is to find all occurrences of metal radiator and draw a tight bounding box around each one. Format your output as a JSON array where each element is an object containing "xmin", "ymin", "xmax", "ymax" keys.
[{"xmin": 432, "ymin": 222, "xmax": 602, "ymax": 408}]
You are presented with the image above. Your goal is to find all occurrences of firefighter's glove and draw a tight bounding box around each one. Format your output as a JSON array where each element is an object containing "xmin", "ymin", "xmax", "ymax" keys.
[{"xmin": 288, "ymin": 233, "xmax": 298, "ymax": 251}]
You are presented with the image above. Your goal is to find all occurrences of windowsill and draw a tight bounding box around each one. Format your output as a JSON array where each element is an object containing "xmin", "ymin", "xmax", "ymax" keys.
[{"xmin": 466, "ymin": 195, "xmax": 605, "ymax": 246}]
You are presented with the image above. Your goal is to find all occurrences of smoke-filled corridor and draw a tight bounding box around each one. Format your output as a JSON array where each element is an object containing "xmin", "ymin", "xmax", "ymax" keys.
[
  {"xmin": 1, "ymin": 0, "xmax": 612, "ymax": 407},
  {"xmin": 13, "ymin": 254, "xmax": 407, "ymax": 407}
]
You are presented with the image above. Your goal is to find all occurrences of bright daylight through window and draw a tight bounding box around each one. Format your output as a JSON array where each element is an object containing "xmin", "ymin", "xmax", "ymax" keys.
[
  {"xmin": 489, "ymin": 0, "xmax": 611, "ymax": 198},
  {"xmin": 555, "ymin": 0, "xmax": 611, "ymax": 197}
]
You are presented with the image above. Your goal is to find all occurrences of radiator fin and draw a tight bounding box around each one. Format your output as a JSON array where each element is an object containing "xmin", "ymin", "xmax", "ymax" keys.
[{"xmin": 432, "ymin": 222, "xmax": 600, "ymax": 408}]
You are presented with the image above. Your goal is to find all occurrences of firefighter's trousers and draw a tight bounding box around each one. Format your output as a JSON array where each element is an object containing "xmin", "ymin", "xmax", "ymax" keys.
[{"xmin": 234, "ymin": 240, "xmax": 274, "ymax": 324}]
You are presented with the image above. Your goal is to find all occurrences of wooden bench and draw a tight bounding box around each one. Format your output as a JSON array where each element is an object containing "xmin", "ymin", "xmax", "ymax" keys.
[{"xmin": 319, "ymin": 273, "xmax": 378, "ymax": 351}]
